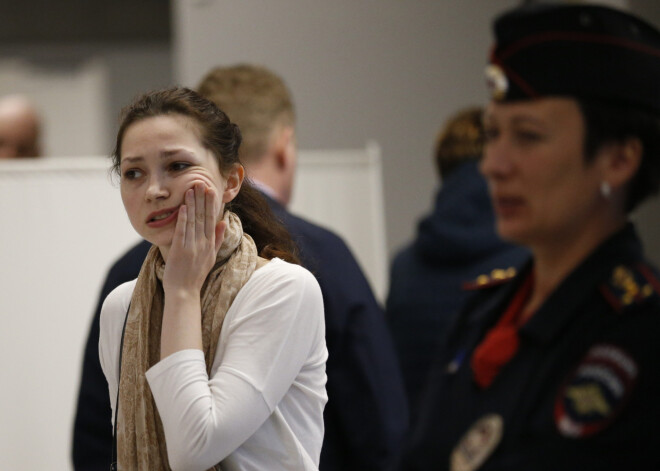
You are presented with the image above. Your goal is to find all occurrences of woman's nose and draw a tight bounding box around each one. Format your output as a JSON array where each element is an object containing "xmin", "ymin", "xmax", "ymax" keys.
[
  {"xmin": 480, "ymin": 138, "xmax": 512, "ymax": 180},
  {"xmin": 145, "ymin": 176, "xmax": 169, "ymax": 201}
]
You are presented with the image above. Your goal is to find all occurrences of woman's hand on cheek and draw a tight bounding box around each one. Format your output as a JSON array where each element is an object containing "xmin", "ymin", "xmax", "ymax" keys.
[{"xmin": 162, "ymin": 182, "xmax": 223, "ymax": 296}]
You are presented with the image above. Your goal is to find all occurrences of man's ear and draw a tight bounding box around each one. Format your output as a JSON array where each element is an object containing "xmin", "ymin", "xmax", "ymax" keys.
[
  {"xmin": 274, "ymin": 126, "xmax": 295, "ymax": 170},
  {"xmin": 602, "ymin": 137, "xmax": 643, "ymax": 190},
  {"xmin": 222, "ymin": 164, "xmax": 245, "ymax": 203}
]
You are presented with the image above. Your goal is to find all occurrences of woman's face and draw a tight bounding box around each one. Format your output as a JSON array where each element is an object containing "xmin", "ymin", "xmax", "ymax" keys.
[
  {"xmin": 119, "ymin": 114, "xmax": 233, "ymax": 255},
  {"xmin": 481, "ymin": 97, "xmax": 607, "ymax": 248}
]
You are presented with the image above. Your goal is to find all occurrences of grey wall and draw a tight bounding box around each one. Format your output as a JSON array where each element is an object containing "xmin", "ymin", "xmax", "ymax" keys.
[
  {"xmin": 0, "ymin": 43, "xmax": 172, "ymax": 155},
  {"xmin": 173, "ymin": 0, "xmax": 660, "ymax": 266},
  {"xmin": 0, "ymin": 0, "xmax": 657, "ymax": 255},
  {"xmin": 0, "ymin": 0, "xmax": 172, "ymax": 156},
  {"xmin": 173, "ymin": 0, "xmax": 519, "ymax": 258}
]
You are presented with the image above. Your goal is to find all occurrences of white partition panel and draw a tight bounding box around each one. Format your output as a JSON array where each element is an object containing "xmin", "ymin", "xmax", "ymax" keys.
[
  {"xmin": 0, "ymin": 147, "xmax": 386, "ymax": 468},
  {"xmin": 0, "ymin": 157, "xmax": 139, "ymax": 470},
  {"xmin": 290, "ymin": 142, "xmax": 388, "ymax": 303}
]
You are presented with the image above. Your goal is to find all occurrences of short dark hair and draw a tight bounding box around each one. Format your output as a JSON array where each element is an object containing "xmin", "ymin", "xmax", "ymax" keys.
[{"xmin": 579, "ymin": 99, "xmax": 660, "ymax": 212}]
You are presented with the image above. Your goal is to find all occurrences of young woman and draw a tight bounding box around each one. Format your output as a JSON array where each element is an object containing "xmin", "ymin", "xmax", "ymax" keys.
[
  {"xmin": 99, "ymin": 87, "xmax": 327, "ymax": 470},
  {"xmin": 400, "ymin": 4, "xmax": 660, "ymax": 470}
]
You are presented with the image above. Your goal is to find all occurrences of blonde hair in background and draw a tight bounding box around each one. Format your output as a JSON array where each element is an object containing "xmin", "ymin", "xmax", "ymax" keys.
[{"xmin": 197, "ymin": 64, "xmax": 295, "ymax": 164}]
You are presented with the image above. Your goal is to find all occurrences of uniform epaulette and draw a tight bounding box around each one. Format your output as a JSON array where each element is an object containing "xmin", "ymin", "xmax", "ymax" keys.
[
  {"xmin": 599, "ymin": 263, "xmax": 660, "ymax": 313},
  {"xmin": 462, "ymin": 267, "xmax": 517, "ymax": 291}
]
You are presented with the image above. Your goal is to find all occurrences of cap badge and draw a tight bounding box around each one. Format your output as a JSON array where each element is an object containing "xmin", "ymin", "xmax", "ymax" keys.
[
  {"xmin": 485, "ymin": 64, "xmax": 508, "ymax": 101},
  {"xmin": 450, "ymin": 413, "xmax": 504, "ymax": 471}
]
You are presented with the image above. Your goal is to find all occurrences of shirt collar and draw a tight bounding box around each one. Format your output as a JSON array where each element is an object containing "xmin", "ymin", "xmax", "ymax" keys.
[{"xmin": 249, "ymin": 177, "xmax": 280, "ymax": 202}]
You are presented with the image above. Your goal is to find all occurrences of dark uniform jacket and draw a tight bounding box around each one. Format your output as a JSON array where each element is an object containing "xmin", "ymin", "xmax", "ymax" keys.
[
  {"xmin": 399, "ymin": 223, "xmax": 660, "ymax": 470},
  {"xmin": 72, "ymin": 192, "xmax": 408, "ymax": 471},
  {"xmin": 386, "ymin": 161, "xmax": 528, "ymax": 420}
]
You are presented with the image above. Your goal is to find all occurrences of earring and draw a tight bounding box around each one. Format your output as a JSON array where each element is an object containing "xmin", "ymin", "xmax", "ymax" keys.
[{"xmin": 600, "ymin": 181, "xmax": 612, "ymax": 199}]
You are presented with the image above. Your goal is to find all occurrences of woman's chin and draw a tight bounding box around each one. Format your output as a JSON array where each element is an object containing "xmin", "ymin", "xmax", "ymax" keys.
[
  {"xmin": 141, "ymin": 231, "xmax": 173, "ymax": 252},
  {"xmin": 495, "ymin": 220, "xmax": 529, "ymax": 246}
]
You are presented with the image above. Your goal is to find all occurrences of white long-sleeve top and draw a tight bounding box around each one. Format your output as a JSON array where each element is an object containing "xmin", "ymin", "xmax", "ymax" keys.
[{"xmin": 99, "ymin": 258, "xmax": 328, "ymax": 471}]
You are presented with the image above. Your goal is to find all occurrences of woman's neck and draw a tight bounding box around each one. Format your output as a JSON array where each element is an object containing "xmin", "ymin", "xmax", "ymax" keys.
[{"xmin": 524, "ymin": 216, "xmax": 627, "ymax": 315}]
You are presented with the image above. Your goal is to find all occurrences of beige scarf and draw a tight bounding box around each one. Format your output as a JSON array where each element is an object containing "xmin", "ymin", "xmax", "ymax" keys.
[{"xmin": 117, "ymin": 211, "xmax": 258, "ymax": 470}]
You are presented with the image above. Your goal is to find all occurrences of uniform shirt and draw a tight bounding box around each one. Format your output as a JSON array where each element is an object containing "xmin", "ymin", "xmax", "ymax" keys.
[
  {"xmin": 400, "ymin": 223, "xmax": 660, "ymax": 470},
  {"xmin": 100, "ymin": 259, "xmax": 327, "ymax": 471}
]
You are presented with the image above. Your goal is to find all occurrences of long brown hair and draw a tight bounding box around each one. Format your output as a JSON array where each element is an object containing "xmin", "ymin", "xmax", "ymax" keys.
[{"xmin": 112, "ymin": 86, "xmax": 299, "ymax": 263}]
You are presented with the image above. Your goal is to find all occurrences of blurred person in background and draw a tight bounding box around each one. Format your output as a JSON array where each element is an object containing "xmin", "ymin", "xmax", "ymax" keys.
[
  {"xmin": 386, "ymin": 106, "xmax": 527, "ymax": 422},
  {"xmin": 0, "ymin": 94, "xmax": 41, "ymax": 158},
  {"xmin": 398, "ymin": 3, "xmax": 660, "ymax": 470}
]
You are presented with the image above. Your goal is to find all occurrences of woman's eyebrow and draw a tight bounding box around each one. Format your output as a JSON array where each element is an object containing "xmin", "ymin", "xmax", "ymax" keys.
[
  {"xmin": 510, "ymin": 114, "xmax": 546, "ymax": 127},
  {"xmin": 161, "ymin": 148, "xmax": 194, "ymax": 158}
]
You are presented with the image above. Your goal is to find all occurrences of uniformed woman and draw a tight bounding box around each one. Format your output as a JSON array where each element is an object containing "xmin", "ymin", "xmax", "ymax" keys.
[{"xmin": 399, "ymin": 3, "xmax": 660, "ymax": 470}]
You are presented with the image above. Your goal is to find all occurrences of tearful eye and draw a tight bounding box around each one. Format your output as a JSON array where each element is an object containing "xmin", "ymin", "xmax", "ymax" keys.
[
  {"xmin": 123, "ymin": 169, "xmax": 143, "ymax": 180},
  {"xmin": 169, "ymin": 162, "xmax": 191, "ymax": 172}
]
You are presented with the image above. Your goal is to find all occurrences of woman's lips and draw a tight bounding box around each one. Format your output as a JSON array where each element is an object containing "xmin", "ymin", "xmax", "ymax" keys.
[
  {"xmin": 146, "ymin": 207, "xmax": 180, "ymax": 228},
  {"xmin": 493, "ymin": 196, "xmax": 524, "ymax": 217}
]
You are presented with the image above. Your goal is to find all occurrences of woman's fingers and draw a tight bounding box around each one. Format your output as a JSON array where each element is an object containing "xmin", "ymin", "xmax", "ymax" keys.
[
  {"xmin": 185, "ymin": 188, "xmax": 195, "ymax": 246},
  {"xmin": 205, "ymin": 187, "xmax": 216, "ymax": 241},
  {"xmin": 184, "ymin": 182, "xmax": 221, "ymax": 248},
  {"xmin": 174, "ymin": 204, "xmax": 187, "ymax": 247},
  {"xmin": 179, "ymin": 182, "xmax": 221, "ymax": 253},
  {"xmin": 164, "ymin": 183, "xmax": 220, "ymax": 293},
  {"xmin": 195, "ymin": 183, "xmax": 206, "ymax": 241}
]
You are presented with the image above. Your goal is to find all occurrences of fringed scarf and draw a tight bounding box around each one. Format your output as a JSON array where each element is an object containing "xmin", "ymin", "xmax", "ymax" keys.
[{"xmin": 117, "ymin": 211, "xmax": 258, "ymax": 470}]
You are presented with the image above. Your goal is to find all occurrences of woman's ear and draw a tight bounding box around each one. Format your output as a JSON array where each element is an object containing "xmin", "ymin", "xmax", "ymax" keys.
[
  {"xmin": 222, "ymin": 164, "xmax": 245, "ymax": 203},
  {"xmin": 603, "ymin": 137, "xmax": 643, "ymax": 190}
]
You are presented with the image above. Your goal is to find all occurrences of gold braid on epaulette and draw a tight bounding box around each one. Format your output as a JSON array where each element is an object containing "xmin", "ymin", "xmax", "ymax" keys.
[
  {"xmin": 462, "ymin": 267, "xmax": 517, "ymax": 291},
  {"xmin": 599, "ymin": 263, "xmax": 660, "ymax": 312}
]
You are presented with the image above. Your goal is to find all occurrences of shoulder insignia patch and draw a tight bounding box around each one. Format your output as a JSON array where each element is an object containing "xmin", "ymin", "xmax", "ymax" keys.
[
  {"xmin": 554, "ymin": 343, "xmax": 638, "ymax": 438},
  {"xmin": 599, "ymin": 263, "xmax": 660, "ymax": 313},
  {"xmin": 462, "ymin": 267, "xmax": 517, "ymax": 291}
]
